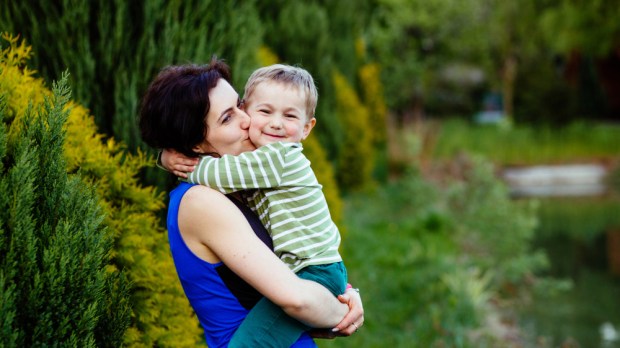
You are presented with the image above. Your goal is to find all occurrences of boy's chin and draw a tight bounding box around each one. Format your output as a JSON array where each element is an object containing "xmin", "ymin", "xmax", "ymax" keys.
[{"xmin": 251, "ymin": 137, "xmax": 275, "ymax": 147}]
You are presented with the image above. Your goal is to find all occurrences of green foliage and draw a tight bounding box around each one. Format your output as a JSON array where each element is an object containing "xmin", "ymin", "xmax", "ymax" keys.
[
  {"xmin": 1, "ymin": 0, "xmax": 263, "ymax": 159},
  {"xmin": 0, "ymin": 37, "xmax": 130, "ymax": 346},
  {"xmin": 1, "ymin": 0, "xmax": 391, "ymax": 194},
  {"xmin": 443, "ymin": 155, "xmax": 547, "ymax": 285},
  {"xmin": 368, "ymin": 0, "xmax": 483, "ymax": 113},
  {"xmin": 332, "ymin": 71, "xmax": 374, "ymax": 191},
  {"xmin": 540, "ymin": 0, "xmax": 620, "ymax": 57},
  {"xmin": 432, "ymin": 118, "xmax": 620, "ymax": 165},
  {"xmin": 322, "ymin": 160, "xmax": 545, "ymax": 347},
  {"xmin": 358, "ymin": 63, "xmax": 388, "ymax": 146},
  {"xmin": 1, "ymin": 34, "xmax": 201, "ymax": 348}
]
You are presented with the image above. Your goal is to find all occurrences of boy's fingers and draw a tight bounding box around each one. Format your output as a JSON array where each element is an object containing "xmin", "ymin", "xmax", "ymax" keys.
[
  {"xmin": 175, "ymin": 165, "xmax": 195, "ymax": 173},
  {"xmin": 173, "ymin": 171, "xmax": 188, "ymax": 179}
]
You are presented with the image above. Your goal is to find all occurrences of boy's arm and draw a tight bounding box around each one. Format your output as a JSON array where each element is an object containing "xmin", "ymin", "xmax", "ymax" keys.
[
  {"xmin": 159, "ymin": 149, "xmax": 198, "ymax": 178},
  {"xmin": 186, "ymin": 142, "xmax": 295, "ymax": 193}
]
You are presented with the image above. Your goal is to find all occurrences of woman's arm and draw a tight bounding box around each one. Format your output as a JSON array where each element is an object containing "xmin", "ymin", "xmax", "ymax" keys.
[{"xmin": 178, "ymin": 185, "xmax": 349, "ymax": 328}]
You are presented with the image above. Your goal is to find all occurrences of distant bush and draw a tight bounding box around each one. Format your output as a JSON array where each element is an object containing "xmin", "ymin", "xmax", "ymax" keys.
[
  {"xmin": 333, "ymin": 71, "xmax": 374, "ymax": 191},
  {"xmin": 322, "ymin": 156, "xmax": 545, "ymax": 347}
]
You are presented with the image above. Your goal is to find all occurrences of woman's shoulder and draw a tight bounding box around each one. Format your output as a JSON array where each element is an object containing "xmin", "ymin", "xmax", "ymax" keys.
[
  {"xmin": 182, "ymin": 184, "xmax": 227, "ymax": 204},
  {"xmin": 179, "ymin": 185, "xmax": 238, "ymax": 222}
]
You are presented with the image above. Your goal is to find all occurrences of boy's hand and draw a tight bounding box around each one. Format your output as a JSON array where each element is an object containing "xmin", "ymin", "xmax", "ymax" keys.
[{"xmin": 161, "ymin": 149, "xmax": 198, "ymax": 178}]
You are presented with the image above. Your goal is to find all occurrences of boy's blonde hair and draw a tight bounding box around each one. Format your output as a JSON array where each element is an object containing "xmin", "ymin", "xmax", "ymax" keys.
[{"xmin": 243, "ymin": 64, "xmax": 318, "ymax": 119}]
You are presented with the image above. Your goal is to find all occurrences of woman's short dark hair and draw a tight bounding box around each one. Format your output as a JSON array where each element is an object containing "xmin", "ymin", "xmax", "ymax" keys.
[{"xmin": 139, "ymin": 57, "xmax": 232, "ymax": 157}]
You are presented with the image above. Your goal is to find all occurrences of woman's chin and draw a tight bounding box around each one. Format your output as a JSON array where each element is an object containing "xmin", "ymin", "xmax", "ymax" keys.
[{"xmin": 243, "ymin": 140, "xmax": 257, "ymax": 152}]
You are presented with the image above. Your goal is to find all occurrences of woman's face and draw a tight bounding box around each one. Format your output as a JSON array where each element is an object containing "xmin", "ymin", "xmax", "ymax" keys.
[{"xmin": 193, "ymin": 79, "xmax": 255, "ymax": 156}]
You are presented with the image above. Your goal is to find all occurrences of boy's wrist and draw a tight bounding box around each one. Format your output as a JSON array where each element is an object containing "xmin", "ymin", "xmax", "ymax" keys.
[{"xmin": 155, "ymin": 150, "xmax": 168, "ymax": 172}]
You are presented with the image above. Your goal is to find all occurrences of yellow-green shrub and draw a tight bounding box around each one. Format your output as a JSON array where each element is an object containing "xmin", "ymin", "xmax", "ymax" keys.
[
  {"xmin": 303, "ymin": 133, "xmax": 344, "ymax": 227},
  {"xmin": 359, "ymin": 63, "xmax": 388, "ymax": 146},
  {"xmin": 256, "ymin": 46, "xmax": 280, "ymax": 67},
  {"xmin": 333, "ymin": 70, "xmax": 374, "ymax": 191},
  {"xmin": 0, "ymin": 33, "xmax": 202, "ymax": 347}
]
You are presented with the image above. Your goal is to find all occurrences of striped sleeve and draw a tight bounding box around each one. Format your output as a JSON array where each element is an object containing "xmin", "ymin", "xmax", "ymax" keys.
[{"xmin": 184, "ymin": 142, "xmax": 295, "ymax": 193}]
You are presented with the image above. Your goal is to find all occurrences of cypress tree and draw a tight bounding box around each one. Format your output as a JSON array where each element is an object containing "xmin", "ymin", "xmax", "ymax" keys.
[
  {"xmin": 0, "ymin": 0, "xmax": 263, "ymax": 154},
  {"xmin": 1, "ymin": 33, "xmax": 202, "ymax": 347},
  {"xmin": 0, "ymin": 64, "xmax": 130, "ymax": 346}
]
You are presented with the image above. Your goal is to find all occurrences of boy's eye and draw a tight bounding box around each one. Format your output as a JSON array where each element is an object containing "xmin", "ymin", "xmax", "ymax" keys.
[{"xmin": 285, "ymin": 114, "xmax": 298, "ymax": 119}]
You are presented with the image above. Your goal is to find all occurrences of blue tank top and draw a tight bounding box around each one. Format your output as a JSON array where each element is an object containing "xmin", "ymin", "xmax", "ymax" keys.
[{"xmin": 167, "ymin": 182, "xmax": 316, "ymax": 347}]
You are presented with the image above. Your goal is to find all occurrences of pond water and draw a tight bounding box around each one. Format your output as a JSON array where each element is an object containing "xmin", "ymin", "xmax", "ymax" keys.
[
  {"xmin": 503, "ymin": 165, "xmax": 620, "ymax": 347},
  {"xmin": 520, "ymin": 198, "xmax": 620, "ymax": 348},
  {"xmin": 520, "ymin": 225, "xmax": 620, "ymax": 347}
]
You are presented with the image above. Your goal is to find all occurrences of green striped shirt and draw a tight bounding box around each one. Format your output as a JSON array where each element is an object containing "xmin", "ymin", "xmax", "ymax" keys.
[{"xmin": 186, "ymin": 142, "xmax": 342, "ymax": 272}]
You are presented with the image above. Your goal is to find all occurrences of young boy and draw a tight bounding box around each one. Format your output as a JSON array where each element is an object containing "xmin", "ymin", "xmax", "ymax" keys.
[{"xmin": 163, "ymin": 64, "xmax": 348, "ymax": 347}]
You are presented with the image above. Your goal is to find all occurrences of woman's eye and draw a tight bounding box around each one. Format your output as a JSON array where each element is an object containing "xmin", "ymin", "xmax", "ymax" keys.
[{"xmin": 222, "ymin": 114, "xmax": 232, "ymax": 123}]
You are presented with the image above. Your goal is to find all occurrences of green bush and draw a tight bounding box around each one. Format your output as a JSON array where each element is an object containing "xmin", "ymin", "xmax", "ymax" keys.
[
  {"xmin": 1, "ymin": 34, "xmax": 202, "ymax": 347},
  {"xmin": 1, "ymin": 0, "xmax": 263, "ymax": 193},
  {"xmin": 321, "ymin": 156, "xmax": 546, "ymax": 347},
  {"xmin": 0, "ymin": 35, "xmax": 130, "ymax": 347},
  {"xmin": 443, "ymin": 155, "xmax": 547, "ymax": 286},
  {"xmin": 333, "ymin": 71, "xmax": 374, "ymax": 191}
]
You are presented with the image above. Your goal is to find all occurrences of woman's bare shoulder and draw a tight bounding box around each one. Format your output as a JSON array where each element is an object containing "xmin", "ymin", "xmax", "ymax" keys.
[
  {"xmin": 179, "ymin": 185, "xmax": 247, "ymax": 232},
  {"xmin": 179, "ymin": 186, "xmax": 228, "ymax": 224},
  {"xmin": 183, "ymin": 184, "xmax": 226, "ymax": 202}
]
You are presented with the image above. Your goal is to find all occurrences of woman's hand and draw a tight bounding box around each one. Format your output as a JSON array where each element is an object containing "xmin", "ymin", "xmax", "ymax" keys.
[
  {"xmin": 310, "ymin": 287, "xmax": 364, "ymax": 338},
  {"xmin": 334, "ymin": 287, "xmax": 364, "ymax": 336},
  {"xmin": 161, "ymin": 149, "xmax": 198, "ymax": 178}
]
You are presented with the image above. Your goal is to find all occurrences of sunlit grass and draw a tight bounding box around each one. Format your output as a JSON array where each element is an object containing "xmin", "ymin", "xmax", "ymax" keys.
[{"xmin": 431, "ymin": 119, "xmax": 620, "ymax": 165}]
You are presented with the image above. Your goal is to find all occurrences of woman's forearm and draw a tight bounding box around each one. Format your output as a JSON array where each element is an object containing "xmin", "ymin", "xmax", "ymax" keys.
[
  {"xmin": 278, "ymin": 277, "xmax": 348, "ymax": 327},
  {"xmin": 182, "ymin": 187, "xmax": 348, "ymax": 327}
]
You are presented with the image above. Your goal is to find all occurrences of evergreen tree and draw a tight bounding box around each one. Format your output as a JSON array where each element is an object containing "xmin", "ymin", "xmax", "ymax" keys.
[
  {"xmin": 1, "ymin": 0, "xmax": 263, "ymax": 164},
  {"xmin": 1, "ymin": 33, "xmax": 198, "ymax": 348},
  {"xmin": 0, "ymin": 61, "xmax": 130, "ymax": 347}
]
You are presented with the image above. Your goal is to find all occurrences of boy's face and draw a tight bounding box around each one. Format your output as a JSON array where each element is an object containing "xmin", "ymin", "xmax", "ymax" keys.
[{"xmin": 244, "ymin": 81, "xmax": 316, "ymax": 148}]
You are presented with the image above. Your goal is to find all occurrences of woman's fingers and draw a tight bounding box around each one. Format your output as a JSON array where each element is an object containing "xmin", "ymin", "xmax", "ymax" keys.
[{"xmin": 332, "ymin": 290, "xmax": 364, "ymax": 336}]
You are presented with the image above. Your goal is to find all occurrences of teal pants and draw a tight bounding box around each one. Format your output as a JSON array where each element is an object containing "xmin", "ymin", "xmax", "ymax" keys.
[{"xmin": 228, "ymin": 262, "xmax": 347, "ymax": 348}]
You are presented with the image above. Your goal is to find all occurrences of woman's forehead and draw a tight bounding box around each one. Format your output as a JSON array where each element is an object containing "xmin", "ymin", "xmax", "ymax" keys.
[{"xmin": 207, "ymin": 79, "xmax": 239, "ymax": 116}]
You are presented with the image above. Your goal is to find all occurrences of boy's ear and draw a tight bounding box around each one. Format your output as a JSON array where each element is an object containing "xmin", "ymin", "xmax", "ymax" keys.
[{"xmin": 302, "ymin": 117, "xmax": 316, "ymax": 140}]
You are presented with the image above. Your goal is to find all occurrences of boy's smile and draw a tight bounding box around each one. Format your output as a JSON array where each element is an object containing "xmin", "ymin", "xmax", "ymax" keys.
[{"xmin": 244, "ymin": 81, "xmax": 315, "ymax": 148}]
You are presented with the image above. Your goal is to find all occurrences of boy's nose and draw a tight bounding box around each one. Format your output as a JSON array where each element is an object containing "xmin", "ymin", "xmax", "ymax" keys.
[
  {"xmin": 269, "ymin": 117, "xmax": 283, "ymax": 129},
  {"xmin": 240, "ymin": 112, "xmax": 251, "ymax": 129}
]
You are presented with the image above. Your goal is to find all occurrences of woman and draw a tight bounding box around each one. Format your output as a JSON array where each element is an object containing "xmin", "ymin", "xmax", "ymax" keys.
[{"xmin": 139, "ymin": 59, "xmax": 363, "ymax": 348}]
